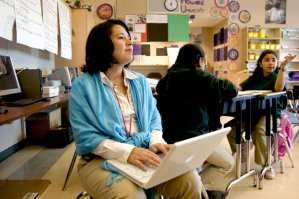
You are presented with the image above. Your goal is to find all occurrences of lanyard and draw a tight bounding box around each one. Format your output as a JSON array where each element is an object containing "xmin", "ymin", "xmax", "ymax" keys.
[{"xmin": 112, "ymin": 85, "xmax": 132, "ymax": 138}]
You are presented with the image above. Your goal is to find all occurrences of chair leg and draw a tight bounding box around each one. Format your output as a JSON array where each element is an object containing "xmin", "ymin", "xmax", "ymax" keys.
[
  {"xmin": 201, "ymin": 186, "xmax": 209, "ymax": 199},
  {"xmin": 62, "ymin": 150, "xmax": 78, "ymax": 191},
  {"xmin": 293, "ymin": 126, "xmax": 299, "ymax": 141},
  {"xmin": 76, "ymin": 191, "xmax": 89, "ymax": 199},
  {"xmin": 278, "ymin": 133, "xmax": 295, "ymax": 168}
]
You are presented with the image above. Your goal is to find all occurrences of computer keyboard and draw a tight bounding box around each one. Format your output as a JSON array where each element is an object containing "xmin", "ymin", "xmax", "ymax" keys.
[{"xmin": 3, "ymin": 98, "xmax": 44, "ymax": 107}]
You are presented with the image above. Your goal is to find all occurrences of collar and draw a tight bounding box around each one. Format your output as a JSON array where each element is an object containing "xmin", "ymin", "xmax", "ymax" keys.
[{"xmin": 100, "ymin": 68, "xmax": 138, "ymax": 87}]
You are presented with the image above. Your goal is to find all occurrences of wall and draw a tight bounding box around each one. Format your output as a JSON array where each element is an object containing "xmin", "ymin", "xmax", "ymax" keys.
[{"xmin": 0, "ymin": 1, "xmax": 65, "ymax": 155}]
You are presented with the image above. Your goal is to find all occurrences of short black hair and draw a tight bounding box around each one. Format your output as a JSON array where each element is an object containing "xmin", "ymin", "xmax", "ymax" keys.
[
  {"xmin": 82, "ymin": 19, "xmax": 130, "ymax": 74},
  {"xmin": 175, "ymin": 44, "xmax": 205, "ymax": 69}
]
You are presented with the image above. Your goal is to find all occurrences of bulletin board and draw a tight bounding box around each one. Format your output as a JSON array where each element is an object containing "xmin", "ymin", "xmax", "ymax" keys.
[{"xmin": 168, "ymin": 14, "xmax": 189, "ymax": 42}]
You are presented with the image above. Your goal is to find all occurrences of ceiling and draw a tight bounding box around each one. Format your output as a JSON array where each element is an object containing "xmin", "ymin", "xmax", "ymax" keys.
[{"xmin": 189, "ymin": 17, "xmax": 226, "ymax": 28}]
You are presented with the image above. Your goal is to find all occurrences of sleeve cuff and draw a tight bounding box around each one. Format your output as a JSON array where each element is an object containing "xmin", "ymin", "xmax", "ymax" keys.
[{"xmin": 150, "ymin": 130, "xmax": 167, "ymax": 146}]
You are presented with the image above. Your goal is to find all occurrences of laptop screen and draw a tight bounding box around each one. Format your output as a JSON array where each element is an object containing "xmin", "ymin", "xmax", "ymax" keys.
[{"xmin": 16, "ymin": 69, "xmax": 43, "ymax": 99}]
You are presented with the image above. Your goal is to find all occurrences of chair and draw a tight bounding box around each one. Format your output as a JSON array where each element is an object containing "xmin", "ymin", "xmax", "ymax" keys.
[
  {"xmin": 62, "ymin": 149, "xmax": 78, "ymax": 191},
  {"xmin": 286, "ymin": 89, "xmax": 299, "ymax": 141}
]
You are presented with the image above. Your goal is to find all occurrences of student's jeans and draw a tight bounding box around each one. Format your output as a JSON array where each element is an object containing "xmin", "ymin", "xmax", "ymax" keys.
[
  {"xmin": 227, "ymin": 116, "xmax": 281, "ymax": 166},
  {"xmin": 199, "ymin": 144, "xmax": 235, "ymax": 190},
  {"xmin": 77, "ymin": 156, "xmax": 203, "ymax": 199}
]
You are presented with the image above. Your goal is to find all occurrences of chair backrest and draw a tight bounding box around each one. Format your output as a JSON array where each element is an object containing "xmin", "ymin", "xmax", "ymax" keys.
[{"xmin": 278, "ymin": 114, "xmax": 294, "ymax": 157}]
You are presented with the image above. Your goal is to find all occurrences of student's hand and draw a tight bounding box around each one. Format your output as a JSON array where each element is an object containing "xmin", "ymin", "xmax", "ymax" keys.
[
  {"xmin": 149, "ymin": 143, "xmax": 171, "ymax": 155},
  {"xmin": 127, "ymin": 147, "xmax": 161, "ymax": 171},
  {"xmin": 280, "ymin": 54, "xmax": 296, "ymax": 69}
]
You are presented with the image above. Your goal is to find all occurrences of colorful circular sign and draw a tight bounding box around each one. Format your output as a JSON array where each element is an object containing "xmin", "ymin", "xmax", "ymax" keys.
[
  {"xmin": 210, "ymin": 7, "xmax": 220, "ymax": 17},
  {"xmin": 228, "ymin": 35, "xmax": 240, "ymax": 48},
  {"xmin": 228, "ymin": 1, "xmax": 240, "ymax": 12},
  {"xmin": 96, "ymin": 3, "xmax": 113, "ymax": 20},
  {"xmin": 220, "ymin": 8, "xmax": 229, "ymax": 17},
  {"xmin": 228, "ymin": 23, "xmax": 240, "ymax": 35},
  {"xmin": 229, "ymin": 14, "xmax": 237, "ymax": 22},
  {"xmin": 214, "ymin": 0, "xmax": 229, "ymax": 8},
  {"xmin": 239, "ymin": 10, "xmax": 251, "ymax": 23},
  {"xmin": 228, "ymin": 48, "xmax": 239, "ymax": 61}
]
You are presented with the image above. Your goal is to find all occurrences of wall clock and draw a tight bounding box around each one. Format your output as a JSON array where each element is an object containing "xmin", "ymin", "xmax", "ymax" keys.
[{"xmin": 164, "ymin": 0, "xmax": 178, "ymax": 11}]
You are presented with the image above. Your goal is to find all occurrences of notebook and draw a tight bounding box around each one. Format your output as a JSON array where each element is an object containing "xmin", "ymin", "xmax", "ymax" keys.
[{"xmin": 107, "ymin": 127, "xmax": 231, "ymax": 189}]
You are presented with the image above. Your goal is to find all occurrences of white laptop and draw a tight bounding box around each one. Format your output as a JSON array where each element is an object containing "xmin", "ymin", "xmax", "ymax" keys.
[{"xmin": 107, "ymin": 127, "xmax": 231, "ymax": 189}]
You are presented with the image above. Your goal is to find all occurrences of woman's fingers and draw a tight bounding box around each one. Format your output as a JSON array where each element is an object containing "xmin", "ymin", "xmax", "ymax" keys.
[{"xmin": 128, "ymin": 148, "xmax": 161, "ymax": 171}]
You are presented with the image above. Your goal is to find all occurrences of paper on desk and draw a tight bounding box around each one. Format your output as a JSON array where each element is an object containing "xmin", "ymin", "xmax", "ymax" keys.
[{"xmin": 238, "ymin": 90, "xmax": 272, "ymax": 96}]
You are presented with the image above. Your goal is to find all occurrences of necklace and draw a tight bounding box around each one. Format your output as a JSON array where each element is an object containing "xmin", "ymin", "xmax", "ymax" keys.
[{"xmin": 112, "ymin": 84, "xmax": 132, "ymax": 138}]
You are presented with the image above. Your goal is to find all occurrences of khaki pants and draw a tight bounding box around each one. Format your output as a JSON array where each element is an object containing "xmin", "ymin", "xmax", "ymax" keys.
[
  {"xmin": 227, "ymin": 116, "xmax": 281, "ymax": 166},
  {"xmin": 77, "ymin": 157, "xmax": 203, "ymax": 199},
  {"xmin": 200, "ymin": 145, "xmax": 235, "ymax": 190}
]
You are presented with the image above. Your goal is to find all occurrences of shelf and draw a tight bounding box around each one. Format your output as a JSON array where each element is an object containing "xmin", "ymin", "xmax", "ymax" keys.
[
  {"xmin": 248, "ymin": 38, "xmax": 280, "ymax": 40},
  {"xmin": 248, "ymin": 49, "xmax": 280, "ymax": 51},
  {"xmin": 281, "ymin": 38, "xmax": 299, "ymax": 41},
  {"xmin": 281, "ymin": 48, "xmax": 299, "ymax": 51}
]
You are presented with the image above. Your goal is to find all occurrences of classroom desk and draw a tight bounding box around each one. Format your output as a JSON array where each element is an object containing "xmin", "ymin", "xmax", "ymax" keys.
[
  {"xmin": 223, "ymin": 94, "xmax": 259, "ymax": 198},
  {"xmin": 0, "ymin": 93, "xmax": 69, "ymax": 126},
  {"xmin": 223, "ymin": 91, "xmax": 287, "ymax": 196},
  {"xmin": 257, "ymin": 91, "xmax": 286, "ymax": 189}
]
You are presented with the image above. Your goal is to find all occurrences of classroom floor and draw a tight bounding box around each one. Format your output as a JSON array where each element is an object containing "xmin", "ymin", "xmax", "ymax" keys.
[{"xmin": 0, "ymin": 130, "xmax": 298, "ymax": 199}]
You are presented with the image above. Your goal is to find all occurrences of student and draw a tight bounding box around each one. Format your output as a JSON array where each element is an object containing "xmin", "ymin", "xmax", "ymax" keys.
[
  {"xmin": 69, "ymin": 19, "xmax": 203, "ymax": 199},
  {"xmin": 227, "ymin": 50, "xmax": 296, "ymax": 179},
  {"xmin": 156, "ymin": 44, "xmax": 238, "ymax": 197}
]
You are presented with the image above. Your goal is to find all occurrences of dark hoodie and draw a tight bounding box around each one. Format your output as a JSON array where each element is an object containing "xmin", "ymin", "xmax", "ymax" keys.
[{"xmin": 156, "ymin": 63, "xmax": 238, "ymax": 143}]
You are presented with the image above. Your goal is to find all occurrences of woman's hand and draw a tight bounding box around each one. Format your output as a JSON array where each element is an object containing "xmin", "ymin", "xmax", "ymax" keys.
[
  {"xmin": 280, "ymin": 54, "xmax": 296, "ymax": 69},
  {"xmin": 127, "ymin": 147, "xmax": 161, "ymax": 171},
  {"xmin": 149, "ymin": 143, "xmax": 172, "ymax": 155},
  {"xmin": 127, "ymin": 143, "xmax": 172, "ymax": 171}
]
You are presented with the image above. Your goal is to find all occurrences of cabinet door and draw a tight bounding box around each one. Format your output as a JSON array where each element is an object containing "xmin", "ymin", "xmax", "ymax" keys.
[{"xmin": 71, "ymin": 9, "xmax": 95, "ymax": 67}]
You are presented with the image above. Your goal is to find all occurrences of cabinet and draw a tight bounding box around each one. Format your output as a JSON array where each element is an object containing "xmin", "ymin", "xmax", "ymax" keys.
[
  {"xmin": 242, "ymin": 26, "xmax": 281, "ymax": 72},
  {"xmin": 71, "ymin": 9, "xmax": 94, "ymax": 67},
  {"xmin": 281, "ymin": 28, "xmax": 299, "ymax": 88},
  {"xmin": 243, "ymin": 27, "xmax": 299, "ymax": 87}
]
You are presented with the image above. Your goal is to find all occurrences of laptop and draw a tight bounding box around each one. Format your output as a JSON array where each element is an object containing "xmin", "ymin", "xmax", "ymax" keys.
[
  {"xmin": 2, "ymin": 69, "xmax": 44, "ymax": 106},
  {"xmin": 107, "ymin": 127, "xmax": 231, "ymax": 189}
]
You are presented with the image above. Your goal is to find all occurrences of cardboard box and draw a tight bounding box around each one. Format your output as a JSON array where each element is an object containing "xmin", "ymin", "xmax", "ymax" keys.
[{"xmin": 26, "ymin": 107, "xmax": 61, "ymax": 141}]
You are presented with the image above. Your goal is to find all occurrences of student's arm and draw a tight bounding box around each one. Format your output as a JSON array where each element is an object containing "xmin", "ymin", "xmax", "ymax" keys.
[{"xmin": 275, "ymin": 54, "xmax": 296, "ymax": 91}]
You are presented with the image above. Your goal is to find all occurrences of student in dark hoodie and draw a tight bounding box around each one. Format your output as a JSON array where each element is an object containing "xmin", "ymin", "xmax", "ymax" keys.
[{"xmin": 156, "ymin": 43, "xmax": 238, "ymax": 198}]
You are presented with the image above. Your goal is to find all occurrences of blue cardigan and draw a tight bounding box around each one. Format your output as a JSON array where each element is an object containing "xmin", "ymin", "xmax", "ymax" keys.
[{"xmin": 69, "ymin": 69, "xmax": 162, "ymax": 156}]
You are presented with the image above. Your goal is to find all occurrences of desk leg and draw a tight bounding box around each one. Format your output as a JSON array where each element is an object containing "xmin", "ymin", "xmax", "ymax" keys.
[
  {"xmin": 235, "ymin": 101, "xmax": 242, "ymax": 179},
  {"xmin": 259, "ymin": 98, "xmax": 272, "ymax": 189},
  {"xmin": 259, "ymin": 97, "xmax": 284, "ymax": 189},
  {"xmin": 224, "ymin": 100, "xmax": 257, "ymax": 198}
]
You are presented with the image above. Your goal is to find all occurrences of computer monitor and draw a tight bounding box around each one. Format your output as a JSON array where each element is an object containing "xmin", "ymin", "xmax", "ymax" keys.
[
  {"xmin": 47, "ymin": 67, "xmax": 72, "ymax": 89},
  {"xmin": 68, "ymin": 67, "xmax": 79, "ymax": 82},
  {"xmin": 0, "ymin": 55, "xmax": 21, "ymax": 97}
]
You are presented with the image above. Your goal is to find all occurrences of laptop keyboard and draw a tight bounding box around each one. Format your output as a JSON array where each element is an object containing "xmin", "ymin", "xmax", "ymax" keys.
[
  {"xmin": 121, "ymin": 163, "xmax": 156, "ymax": 184},
  {"xmin": 118, "ymin": 153, "xmax": 165, "ymax": 184},
  {"xmin": 3, "ymin": 98, "xmax": 44, "ymax": 107}
]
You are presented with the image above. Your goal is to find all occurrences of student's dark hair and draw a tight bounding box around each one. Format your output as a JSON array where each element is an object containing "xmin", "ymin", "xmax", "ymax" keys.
[
  {"xmin": 82, "ymin": 19, "xmax": 130, "ymax": 74},
  {"xmin": 175, "ymin": 44, "xmax": 205, "ymax": 69},
  {"xmin": 252, "ymin": 49, "xmax": 279, "ymax": 78}
]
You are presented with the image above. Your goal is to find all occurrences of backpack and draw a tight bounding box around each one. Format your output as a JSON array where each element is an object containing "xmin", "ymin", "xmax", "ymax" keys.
[{"xmin": 276, "ymin": 114, "xmax": 294, "ymax": 157}]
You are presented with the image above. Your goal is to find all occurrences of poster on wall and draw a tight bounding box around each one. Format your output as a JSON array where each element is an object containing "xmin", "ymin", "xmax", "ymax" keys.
[{"xmin": 265, "ymin": 0, "xmax": 286, "ymax": 24}]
